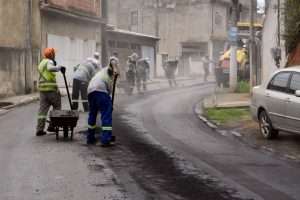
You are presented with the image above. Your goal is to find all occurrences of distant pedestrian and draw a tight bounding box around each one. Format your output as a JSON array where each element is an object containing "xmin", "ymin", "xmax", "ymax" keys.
[
  {"xmin": 136, "ymin": 58, "xmax": 149, "ymax": 93},
  {"xmin": 111, "ymin": 52, "xmax": 120, "ymax": 70},
  {"xmin": 72, "ymin": 58, "xmax": 99, "ymax": 112},
  {"xmin": 36, "ymin": 48, "xmax": 65, "ymax": 136},
  {"xmin": 93, "ymin": 52, "xmax": 102, "ymax": 69},
  {"xmin": 126, "ymin": 53, "xmax": 138, "ymax": 95},
  {"xmin": 163, "ymin": 59, "xmax": 178, "ymax": 87}
]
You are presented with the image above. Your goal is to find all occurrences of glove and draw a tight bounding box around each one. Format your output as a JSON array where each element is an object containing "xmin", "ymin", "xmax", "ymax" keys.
[{"xmin": 60, "ymin": 66, "xmax": 66, "ymax": 74}]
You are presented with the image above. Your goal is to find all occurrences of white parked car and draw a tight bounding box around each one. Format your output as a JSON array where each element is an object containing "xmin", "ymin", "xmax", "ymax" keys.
[{"xmin": 251, "ymin": 67, "xmax": 300, "ymax": 139}]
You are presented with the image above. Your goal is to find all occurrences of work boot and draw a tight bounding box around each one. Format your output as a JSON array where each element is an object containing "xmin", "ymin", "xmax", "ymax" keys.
[
  {"xmin": 111, "ymin": 135, "xmax": 116, "ymax": 142},
  {"xmin": 87, "ymin": 133, "xmax": 96, "ymax": 145},
  {"xmin": 36, "ymin": 131, "xmax": 47, "ymax": 136},
  {"xmin": 101, "ymin": 143, "xmax": 113, "ymax": 148},
  {"xmin": 87, "ymin": 139, "xmax": 96, "ymax": 145}
]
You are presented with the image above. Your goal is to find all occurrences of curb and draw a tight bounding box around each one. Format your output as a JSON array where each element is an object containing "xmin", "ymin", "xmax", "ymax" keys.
[
  {"xmin": 1, "ymin": 96, "xmax": 39, "ymax": 110},
  {"xmin": 194, "ymin": 100, "xmax": 243, "ymax": 137},
  {"xmin": 194, "ymin": 101, "xmax": 218, "ymax": 130},
  {"xmin": 194, "ymin": 99, "xmax": 300, "ymax": 163}
]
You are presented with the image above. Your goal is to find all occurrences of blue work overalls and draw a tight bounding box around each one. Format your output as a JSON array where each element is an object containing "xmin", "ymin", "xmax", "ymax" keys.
[{"xmin": 87, "ymin": 91, "xmax": 113, "ymax": 145}]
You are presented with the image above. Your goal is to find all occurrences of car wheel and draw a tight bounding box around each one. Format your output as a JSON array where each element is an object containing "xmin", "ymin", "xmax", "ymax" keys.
[{"xmin": 259, "ymin": 110, "xmax": 279, "ymax": 139}]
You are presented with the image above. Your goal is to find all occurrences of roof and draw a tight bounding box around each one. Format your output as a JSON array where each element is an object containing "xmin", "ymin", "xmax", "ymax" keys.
[
  {"xmin": 106, "ymin": 28, "xmax": 160, "ymax": 40},
  {"xmin": 279, "ymin": 66, "xmax": 300, "ymax": 72}
]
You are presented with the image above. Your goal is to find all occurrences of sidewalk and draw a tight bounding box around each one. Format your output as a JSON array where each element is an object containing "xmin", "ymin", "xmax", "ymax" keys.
[
  {"xmin": 0, "ymin": 93, "xmax": 39, "ymax": 115},
  {"xmin": 195, "ymin": 90, "xmax": 251, "ymax": 130},
  {"xmin": 0, "ymin": 76, "xmax": 208, "ymax": 114},
  {"xmin": 203, "ymin": 91, "xmax": 250, "ymax": 109}
]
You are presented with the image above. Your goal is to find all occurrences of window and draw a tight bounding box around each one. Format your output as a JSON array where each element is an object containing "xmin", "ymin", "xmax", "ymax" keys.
[
  {"xmin": 131, "ymin": 10, "xmax": 138, "ymax": 26},
  {"xmin": 288, "ymin": 73, "xmax": 300, "ymax": 94},
  {"xmin": 108, "ymin": 40, "xmax": 116, "ymax": 48},
  {"xmin": 267, "ymin": 72, "xmax": 291, "ymax": 92},
  {"xmin": 131, "ymin": 43, "xmax": 139, "ymax": 50},
  {"xmin": 117, "ymin": 41, "xmax": 129, "ymax": 48}
]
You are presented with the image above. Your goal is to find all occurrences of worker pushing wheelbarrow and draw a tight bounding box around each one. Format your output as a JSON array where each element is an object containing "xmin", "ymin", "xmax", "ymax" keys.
[{"xmin": 36, "ymin": 47, "xmax": 79, "ymax": 140}]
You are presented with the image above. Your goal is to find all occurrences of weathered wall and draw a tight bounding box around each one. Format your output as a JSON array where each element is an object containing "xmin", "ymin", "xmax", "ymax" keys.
[
  {"xmin": 48, "ymin": 0, "xmax": 102, "ymax": 16},
  {"xmin": 0, "ymin": 0, "xmax": 30, "ymax": 96},
  {"xmin": 0, "ymin": 0, "xmax": 27, "ymax": 48},
  {"xmin": 0, "ymin": 48, "xmax": 26, "ymax": 97},
  {"xmin": 42, "ymin": 12, "xmax": 101, "ymax": 46},
  {"xmin": 107, "ymin": 0, "xmax": 230, "ymax": 59},
  {"xmin": 261, "ymin": 0, "xmax": 286, "ymax": 82},
  {"xmin": 0, "ymin": 0, "xmax": 103, "ymax": 97}
]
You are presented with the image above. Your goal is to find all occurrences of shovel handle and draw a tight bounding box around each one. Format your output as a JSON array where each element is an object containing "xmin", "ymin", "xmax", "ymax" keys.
[
  {"xmin": 62, "ymin": 70, "xmax": 73, "ymax": 110},
  {"xmin": 112, "ymin": 74, "xmax": 119, "ymax": 106}
]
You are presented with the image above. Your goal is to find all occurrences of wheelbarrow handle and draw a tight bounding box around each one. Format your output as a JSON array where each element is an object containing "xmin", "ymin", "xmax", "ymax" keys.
[{"xmin": 61, "ymin": 69, "xmax": 73, "ymax": 110}]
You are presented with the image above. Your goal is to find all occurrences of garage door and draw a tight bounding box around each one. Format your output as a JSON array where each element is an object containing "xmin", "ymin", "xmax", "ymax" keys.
[{"xmin": 47, "ymin": 34, "xmax": 96, "ymax": 87}]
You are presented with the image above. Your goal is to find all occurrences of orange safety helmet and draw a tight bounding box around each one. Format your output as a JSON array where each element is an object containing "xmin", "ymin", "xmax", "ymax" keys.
[{"xmin": 44, "ymin": 48, "xmax": 55, "ymax": 59}]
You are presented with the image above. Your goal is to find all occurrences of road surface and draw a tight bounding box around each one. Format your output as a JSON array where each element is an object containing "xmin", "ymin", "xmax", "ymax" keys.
[
  {"xmin": 1, "ymin": 82, "xmax": 300, "ymax": 200},
  {"xmin": 106, "ymin": 83, "xmax": 300, "ymax": 200}
]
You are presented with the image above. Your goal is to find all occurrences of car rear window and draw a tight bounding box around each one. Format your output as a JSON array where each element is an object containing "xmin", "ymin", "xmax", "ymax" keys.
[{"xmin": 267, "ymin": 72, "xmax": 291, "ymax": 92}]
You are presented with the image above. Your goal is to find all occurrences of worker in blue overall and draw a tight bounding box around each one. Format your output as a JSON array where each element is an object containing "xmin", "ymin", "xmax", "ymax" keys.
[{"xmin": 87, "ymin": 56, "xmax": 119, "ymax": 146}]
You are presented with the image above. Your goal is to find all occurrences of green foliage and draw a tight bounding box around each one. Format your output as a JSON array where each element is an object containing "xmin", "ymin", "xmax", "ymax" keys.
[
  {"xmin": 235, "ymin": 81, "xmax": 250, "ymax": 93},
  {"xmin": 205, "ymin": 107, "xmax": 251, "ymax": 125},
  {"xmin": 283, "ymin": 0, "xmax": 300, "ymax": 53}
]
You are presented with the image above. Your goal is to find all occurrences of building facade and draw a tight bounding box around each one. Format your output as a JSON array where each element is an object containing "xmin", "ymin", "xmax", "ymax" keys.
[
  {"xmin": 107, "ymin": 0, "xmax": 254, "ymax": 77},
  {"xmin": 105, "ymin": 27, "xmax": 159, "ymax": 80},
  {"xmin": 261, "ymin": 0, "xmax": 286, "ymax": 82},
  {"xmin": 0, "ymin": 0, "xmax": 105, "ymax": 97}
]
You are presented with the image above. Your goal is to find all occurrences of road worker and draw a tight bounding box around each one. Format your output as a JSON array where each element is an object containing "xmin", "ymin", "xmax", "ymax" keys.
[
  {"xmin": 163, "ymin": 59, "xmax": 178, "ymax": 87},
  {"xmin": 36, "ymin": 48, "xmax": 66, "ymax": 136},
  {"xmin": 86, "ymin": 56, "xmax": 119, "ymax": 146},
  {"xmin": 136, "ymin": 58, "xmax": 150, "ymax": 93},
  {"xmin": 72, "ymin": 57, "xmax": 99, "ymax": 112},
  {"xmin": 93, "ymin": 52, "xmax": 102, "ymax": 68},
  {"xmin": 126, "ymin": 53, "xmax": 138, "ymax": 95}
]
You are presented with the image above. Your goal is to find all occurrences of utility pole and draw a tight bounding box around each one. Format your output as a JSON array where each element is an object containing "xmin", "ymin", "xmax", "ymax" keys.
[
  {"xmin": 154, "ymin": 0, "xmax": 159, "ymax": 78},
  {"xmin": 101, "ymin": 0, "xmax": 108, "ymax": 67},
  {"xmin": 229, "ymin": 0, "xmax": 239, "ymax": 91},
  {"xmin": 155, "ymin": 0, "xmax": 159, "ymax": 37},
  {"xmin": 25, "ymin": 0, "xmax": 33, "ymax": 94},
  {"xmin": 249, "ymin": 0, "xmax": 257, "ymax": 87}
]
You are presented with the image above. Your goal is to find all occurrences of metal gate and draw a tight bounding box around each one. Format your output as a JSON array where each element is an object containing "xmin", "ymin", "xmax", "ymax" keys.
[{"xmin": 47, "ymin": 34, "xmax": 96, "ymax": 87}]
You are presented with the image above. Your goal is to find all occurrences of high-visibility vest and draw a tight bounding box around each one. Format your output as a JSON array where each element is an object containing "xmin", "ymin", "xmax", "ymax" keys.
[{"xmin": 38, "ymin": 59, "xmax": 58, "ymax": 92}]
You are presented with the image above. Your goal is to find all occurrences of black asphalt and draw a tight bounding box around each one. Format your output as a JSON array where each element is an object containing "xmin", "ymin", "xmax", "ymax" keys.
[
  {"xmin": 2, "ymin": 83, "xmax": 300, "ymax": 200},
  {"xmin": 98, "ymin": 83, "xmax": 300, "ymax": 200}
]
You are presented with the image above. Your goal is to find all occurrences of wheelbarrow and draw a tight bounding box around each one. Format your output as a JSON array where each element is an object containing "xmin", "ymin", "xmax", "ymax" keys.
[{"xmin": 49, "ymin": 68, "xmax": 79, "ymax": 140}]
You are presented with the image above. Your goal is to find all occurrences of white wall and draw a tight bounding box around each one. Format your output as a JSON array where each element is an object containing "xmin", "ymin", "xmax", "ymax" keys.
[
  {"xmin": 261, "ymin": 0, "xmax": 286, "ymax": 83},
  {"xmin": 47, "ymin": 34, "xmax": 96, "ymax": 87}
]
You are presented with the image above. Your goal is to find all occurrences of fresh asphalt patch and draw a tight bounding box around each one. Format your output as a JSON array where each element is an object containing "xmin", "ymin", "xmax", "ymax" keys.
[{"xmin": 88, "ymin": 108, "xmax": 248, "ymax": 200}]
